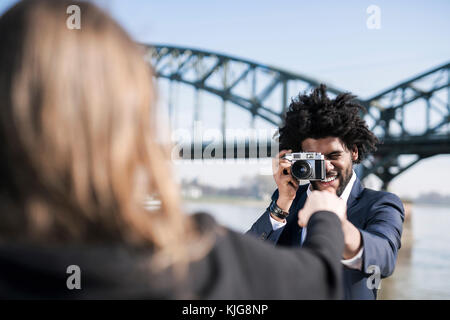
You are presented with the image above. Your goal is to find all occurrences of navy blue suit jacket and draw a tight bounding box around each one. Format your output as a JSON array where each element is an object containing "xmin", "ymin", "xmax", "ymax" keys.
[{"xmin": 247, "ymin": 177, "xmax": 404, "ymax": 299}]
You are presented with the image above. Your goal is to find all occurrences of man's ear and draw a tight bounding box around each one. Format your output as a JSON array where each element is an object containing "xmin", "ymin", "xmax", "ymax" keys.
[{"xmin": 351, "ymin": 145, "xmax": 359, "ymax": 161}]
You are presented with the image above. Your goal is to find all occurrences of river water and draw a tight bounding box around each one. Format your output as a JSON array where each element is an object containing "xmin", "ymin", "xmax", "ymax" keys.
[{"xmin": 184, "ymin": 201, "xmax": 450, "ymax": 300}]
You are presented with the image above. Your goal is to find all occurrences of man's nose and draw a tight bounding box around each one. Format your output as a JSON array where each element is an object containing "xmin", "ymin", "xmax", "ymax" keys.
[{"xmin": 325, "ymin": 160, "xmax": 335, "ymax": 172}]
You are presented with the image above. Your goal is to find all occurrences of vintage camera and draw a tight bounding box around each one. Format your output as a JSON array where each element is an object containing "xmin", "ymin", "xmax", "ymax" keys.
[{"xmin": 282, "ymin": 152, "xmax": 326, "ymax": 181}]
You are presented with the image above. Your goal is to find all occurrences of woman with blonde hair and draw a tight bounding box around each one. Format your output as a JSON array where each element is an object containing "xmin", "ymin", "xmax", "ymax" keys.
[{"xmin": 0, "ymin": 0, "xmax": 346, "ymax": 299}]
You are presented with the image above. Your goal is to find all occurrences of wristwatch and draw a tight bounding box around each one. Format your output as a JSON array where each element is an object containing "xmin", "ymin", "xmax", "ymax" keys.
[{"xmin": 268, "ymin": 200, "xmax": 289, "ymax": 220}]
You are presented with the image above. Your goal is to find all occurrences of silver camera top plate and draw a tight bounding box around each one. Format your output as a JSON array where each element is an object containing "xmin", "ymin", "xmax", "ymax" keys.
[{"xmin": 282, "ymin": 152, "xmax": 324, "ymax": 161}]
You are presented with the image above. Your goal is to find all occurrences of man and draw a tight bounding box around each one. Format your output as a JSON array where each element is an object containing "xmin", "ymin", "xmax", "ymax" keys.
[{"xmin": 247, "ymin": 84, "xmax": 404, "ymax": 300}]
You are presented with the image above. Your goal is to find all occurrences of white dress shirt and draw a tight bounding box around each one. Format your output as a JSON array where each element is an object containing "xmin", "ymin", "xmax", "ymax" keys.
[{"xmin": 269, "ymin": 170, "xmax": 364, "ymax": 270}]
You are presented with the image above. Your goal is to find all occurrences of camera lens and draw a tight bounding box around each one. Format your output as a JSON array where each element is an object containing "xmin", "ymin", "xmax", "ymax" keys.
[{"xmin": 291, "ymin": 160, "xmax": 312, "ymax": 180}]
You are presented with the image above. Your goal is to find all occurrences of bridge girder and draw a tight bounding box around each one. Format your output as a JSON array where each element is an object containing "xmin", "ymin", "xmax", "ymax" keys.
[
  {"xmin": 359, "ymin": 62, "xmax": 450, "ymax": 188},
  {"xmin": 144, "ymin": 44, "xmax": 353, "ymax": 127}
]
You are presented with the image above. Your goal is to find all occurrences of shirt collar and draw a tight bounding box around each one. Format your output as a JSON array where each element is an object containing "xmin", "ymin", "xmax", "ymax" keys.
[{"xmin": 306, "ymin": 170, "xmax": 356, "ymax": 203}]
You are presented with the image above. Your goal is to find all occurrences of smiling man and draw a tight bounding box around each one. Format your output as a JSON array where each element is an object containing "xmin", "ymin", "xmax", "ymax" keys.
[{"xmin": 247, "ymin": 84, "xmax": 405, "ymax": 300}]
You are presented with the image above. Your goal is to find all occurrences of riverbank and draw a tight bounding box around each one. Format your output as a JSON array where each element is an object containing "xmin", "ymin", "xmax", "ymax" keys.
[
  {"xmin": 183, "ymin": 195, "xmax": 267, "ymax": 207},
  {"xmin": 184, "ymin": 195, "xmax": 426, "ymax": 212}
]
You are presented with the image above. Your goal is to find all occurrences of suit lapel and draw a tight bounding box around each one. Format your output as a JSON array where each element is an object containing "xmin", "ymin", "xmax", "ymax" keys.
[{"xmin": 346, "ymin": 177, "xmax": 365, "ymax": 218}]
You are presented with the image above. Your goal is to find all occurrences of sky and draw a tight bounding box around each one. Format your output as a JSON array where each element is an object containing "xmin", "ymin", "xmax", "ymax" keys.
[{"xmin": 1, "ymin": 0, "xmax": 449, "ymax": 198}]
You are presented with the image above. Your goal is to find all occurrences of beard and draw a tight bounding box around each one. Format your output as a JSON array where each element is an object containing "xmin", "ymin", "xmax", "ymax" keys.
[{"xmin": 311, "ymin": 164, "xmax": 353, "ymax": 197}]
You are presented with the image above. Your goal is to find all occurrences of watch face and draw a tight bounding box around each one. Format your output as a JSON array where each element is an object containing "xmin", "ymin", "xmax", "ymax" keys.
[
  {"xmin": 273, "ymin": 201, "xmax": 284, "ymax": 214},
  {"xmin": 271, "ymin": 201, "xmax": 280, "ymax": 213}
]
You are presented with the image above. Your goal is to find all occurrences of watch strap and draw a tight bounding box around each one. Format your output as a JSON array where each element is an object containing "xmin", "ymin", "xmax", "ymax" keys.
[{"xmin": 268, "ymin": 200, "xmax": 289, "ymax": 219}]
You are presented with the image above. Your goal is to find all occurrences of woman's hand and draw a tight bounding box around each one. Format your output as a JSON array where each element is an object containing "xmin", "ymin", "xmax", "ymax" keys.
[{"xmin": 298, "ymin": 190, "xmax": 347, "ymax": 227}]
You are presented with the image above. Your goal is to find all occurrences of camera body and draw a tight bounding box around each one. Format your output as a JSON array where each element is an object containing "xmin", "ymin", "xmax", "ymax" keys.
[{"xmin": 282, "ymin": 152, "xmax": 326, "ymax": 181}]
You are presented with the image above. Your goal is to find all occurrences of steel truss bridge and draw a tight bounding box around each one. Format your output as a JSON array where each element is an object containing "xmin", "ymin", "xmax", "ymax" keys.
[{"xmin": 144, "ymin": 44, "xmax": 450, "ymax": 190}]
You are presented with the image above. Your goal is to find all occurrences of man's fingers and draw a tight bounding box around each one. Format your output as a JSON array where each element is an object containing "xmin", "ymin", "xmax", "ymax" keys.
[
  {"xmin": 276, "ymin": 149, "xmax": 292, "ymax": 160},
  {"xmin": 287, "ymin": 181, "xmax": 298, "ymax": 191},
  {"xmin": 279, "ymin": 173, "xmax": 295, "ymax": 184},
  {"xmin": 279, "ymin": 162, "xmax": 292, "ymax": 169},
  {"xmin": 286, "ymin": 176, "xmax": 299, "ymax": 189},
  {"xmin": 272, "ymin": 150, "xmax": 292, "ymax": 174},
  {"xmin": 274, "ymin": 163, "xmax": 292, "ymax": 179},
  {"xmin": 276, "ymin": 171, "xmax": 299, "ymax": 188}
]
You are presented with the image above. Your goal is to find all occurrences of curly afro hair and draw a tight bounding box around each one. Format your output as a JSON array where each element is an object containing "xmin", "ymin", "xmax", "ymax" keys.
[{"xmin": 278, "ymin": 84, "xmax": 379, "ymax": 163}]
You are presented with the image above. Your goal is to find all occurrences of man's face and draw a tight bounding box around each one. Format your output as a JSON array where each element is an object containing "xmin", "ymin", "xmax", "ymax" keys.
[{"xmin": 301, "ymin": 137, "xmax": 358, "ymax": 197}]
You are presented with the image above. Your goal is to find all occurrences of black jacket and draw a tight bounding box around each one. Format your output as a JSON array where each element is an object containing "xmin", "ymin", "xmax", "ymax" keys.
[{"xmin": 0, "ymin": 211, "xmax": 344, "ymax": 299}]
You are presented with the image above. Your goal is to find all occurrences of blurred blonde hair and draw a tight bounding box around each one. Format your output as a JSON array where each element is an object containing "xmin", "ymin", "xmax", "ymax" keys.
[{"xmin": 0, "ymin": 0, "xmax": 212, "ymax": 271}]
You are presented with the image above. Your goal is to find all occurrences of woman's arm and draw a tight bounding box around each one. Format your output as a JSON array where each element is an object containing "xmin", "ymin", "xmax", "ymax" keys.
[{"xmin": 190, "ymin": 210, "xmax": 344, "ymax": 299}]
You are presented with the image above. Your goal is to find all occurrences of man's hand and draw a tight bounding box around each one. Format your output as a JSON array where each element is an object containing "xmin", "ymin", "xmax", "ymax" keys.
[
  {"xmin": 298, "ymin": 190, "xmax": 347, "ymax": 227},
  {"xmin": 272, "ymin": 149, "xmax": 299, "ymax": 213}
]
